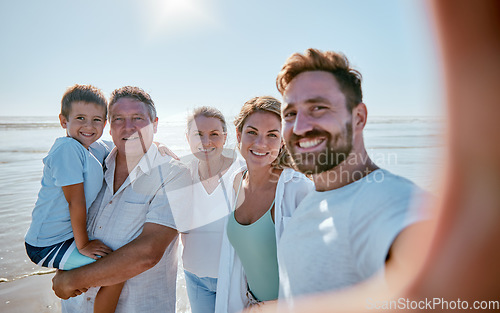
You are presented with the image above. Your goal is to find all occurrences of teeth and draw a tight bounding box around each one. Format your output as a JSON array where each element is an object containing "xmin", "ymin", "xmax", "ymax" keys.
[
  {"xmin": 124, "ymin": 136, "xmax": 139, "ymax": 140},
  {"xmin": 298, "ymin": 139, "xmax": 323, "ymax": 149},
  {"xmin": 252, "ymin": 151, "xmax": 266, "ymax": 156},
  {"xmin": 81, "ymin": 132, "xmax": 93, "ymax": 137},
  {"xmin": 199, "ymin": 147, "xmax": 215, "ymax": 152}
]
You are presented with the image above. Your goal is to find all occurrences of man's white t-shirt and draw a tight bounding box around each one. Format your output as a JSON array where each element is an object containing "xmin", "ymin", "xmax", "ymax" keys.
[{"xmin": 278, "ymin": 169, "xmax": 427, "ymax": 303}]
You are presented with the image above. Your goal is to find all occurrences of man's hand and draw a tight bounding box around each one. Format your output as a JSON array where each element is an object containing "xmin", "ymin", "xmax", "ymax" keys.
[
  {"xmin": 50, "ymin": 223, "xmax": 177, "ymax": 298},
  {"xmin": 242, "ymin": 300, "xmax": 278, "ymax": 313},
  {"xmin": 154, "ymin": 142, "xmax": 179, "ymax": 160},
  {"xmin": 52, "ymin": 270, "xmax": 89, "ymax": 299}
]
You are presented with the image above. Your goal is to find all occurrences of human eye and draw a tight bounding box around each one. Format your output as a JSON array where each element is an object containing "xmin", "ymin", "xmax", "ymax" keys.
[
  {"xmin": 312, "ymin": 105, "xmax": 329, "ymax": 112},
  {"xmin": 268, "ymin": 133, "xmax": 278, "ymax": 138},
  {"xmin": 210, "ymin": 132, "xmax": 219, "ymax": 137},
  {"xmin": 93, "ymin": 117, "xmax": 103, "ymax": 122},
  {"xmin": 76, "ymin": 116, "xmax": 85, "ymax": 121},
  {"xmin": 247, "ymin": 130, "xmax": 257, "ymax": 135},
  {"xmin": 283, "ymin": 110, "xmax": 296, "ymax": 121}
]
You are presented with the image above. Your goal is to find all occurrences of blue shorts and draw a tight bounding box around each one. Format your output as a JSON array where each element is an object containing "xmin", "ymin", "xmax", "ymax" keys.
[
  {"xmin": 25, "ymin": 238, "xmax": 95, "ymax": 270},
  {"xmin": 184, "ymin": 270, "xmax": 218, "ymax": 313}
]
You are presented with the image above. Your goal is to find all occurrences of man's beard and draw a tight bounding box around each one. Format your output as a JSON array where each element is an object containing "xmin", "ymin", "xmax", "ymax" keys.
[{"xmin": 287, "ymin": 121, "xmax": 353, "ymax": 175}]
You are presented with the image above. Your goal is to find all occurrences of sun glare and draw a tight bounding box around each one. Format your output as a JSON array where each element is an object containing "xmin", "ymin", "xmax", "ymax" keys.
[{"xmin": 145, "ymin": 0, "xmax": 216, "ymax": 39}]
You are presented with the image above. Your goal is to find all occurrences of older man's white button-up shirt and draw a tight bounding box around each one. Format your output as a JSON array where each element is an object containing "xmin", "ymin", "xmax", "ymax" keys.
[{"xmin": 62, "ymin": 144, "xmax": 192, "ymax": 313}]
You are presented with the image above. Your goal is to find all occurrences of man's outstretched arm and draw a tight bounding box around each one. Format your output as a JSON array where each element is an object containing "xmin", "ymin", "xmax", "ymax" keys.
[{"xmin": 52, "ymin": 222, "xmax": 177, "ymax": 299}]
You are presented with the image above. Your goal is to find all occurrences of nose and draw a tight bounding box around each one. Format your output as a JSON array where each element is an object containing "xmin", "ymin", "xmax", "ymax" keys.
[
  {"xmin": 124, "ymin": 118, "xmax": 136, "ymax": 131},
  {"xmin": 201, "ymin": 135, "xmax": 210, "ymax": 146},
  {"xmin": 253, "ymin": 134, "xmax": 266, "ymax": 148},
  {"xmin": 293, "ymin": 110, "xmax": 313, "ymax": 136}
]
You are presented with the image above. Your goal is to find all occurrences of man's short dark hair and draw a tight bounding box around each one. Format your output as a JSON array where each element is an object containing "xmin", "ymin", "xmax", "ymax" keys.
[
  {"xmin": 276, "ymin": 48, "xmax": 363, "ymax": 112},
  {"xmin": 109, "ymin": 86, "xmax": 157, "ymax": 122}
]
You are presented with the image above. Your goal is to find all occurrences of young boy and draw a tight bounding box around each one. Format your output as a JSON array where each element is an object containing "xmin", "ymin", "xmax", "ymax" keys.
[{"xmin": 25, "ymin": 84, "xmax": 124, "ymax": 313}]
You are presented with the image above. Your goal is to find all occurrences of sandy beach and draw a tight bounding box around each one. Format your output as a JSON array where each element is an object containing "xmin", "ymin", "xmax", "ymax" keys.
[
  {"xmin": 0, "ymin": 273, "xmax": 61, "ymax": 313},
  {"xmin": 0, "ymin": 268, "xmax": 191, "ymax": 313}
]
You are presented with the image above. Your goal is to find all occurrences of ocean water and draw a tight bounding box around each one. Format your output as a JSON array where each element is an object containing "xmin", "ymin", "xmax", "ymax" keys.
[{"xmin": 0, "ymin": 115, "xmax": 444, "ymax": 308}]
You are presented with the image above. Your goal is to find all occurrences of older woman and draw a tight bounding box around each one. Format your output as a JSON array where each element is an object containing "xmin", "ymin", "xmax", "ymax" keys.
[
  {"xmin": 215, "ymin": 96, "xmax": 314, "ymax": 313},
  {"xmin": 182, "ymin": 106, "xmax": 244, "ymax": 313}
]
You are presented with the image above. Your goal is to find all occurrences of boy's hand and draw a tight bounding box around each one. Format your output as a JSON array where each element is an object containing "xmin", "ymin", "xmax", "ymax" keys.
[{"xmin": 78, "ymin": 239, "xmax": 113, "ymax": 260}]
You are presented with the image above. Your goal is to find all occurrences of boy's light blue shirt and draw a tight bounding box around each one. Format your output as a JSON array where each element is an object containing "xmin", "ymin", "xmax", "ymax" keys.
[{"xmin": 25, "ymin": 137, "xmax": 111, "ymax": 247}]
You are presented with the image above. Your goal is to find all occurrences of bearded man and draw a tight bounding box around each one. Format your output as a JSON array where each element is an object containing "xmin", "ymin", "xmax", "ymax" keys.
[{"xmin": 275, "ymin": 49, "xmax": 428, "ymax": 306}]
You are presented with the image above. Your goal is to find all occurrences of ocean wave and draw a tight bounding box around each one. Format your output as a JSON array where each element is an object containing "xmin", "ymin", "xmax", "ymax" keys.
[
  {"xmin": 0, "ymin": 149, "xmax": 48, "ymax": 153},
  {"xmin": 367, "ymin": 145, "xmax": 441, "ymax": 149},
  {"xmin": 0, "ymin": 269, "xmax": 56, "ymax": 283},
  {"xmin": 0, "ymin": 123, "xmax": 60, "ymax": 129},
  {"xmin": 367, "ymin": 116, "xmax": 444, "ymax": 124}
]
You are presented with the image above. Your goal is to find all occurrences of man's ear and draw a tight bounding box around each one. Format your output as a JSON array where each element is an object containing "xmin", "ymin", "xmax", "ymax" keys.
[
  {"xmin": 352, "ymin": 103, "xmax": 368, "ymax": 131},
  {"xmin": 59, "ymin": 114, "xmax": 67, "ymax": 129},
  {"xmin": 152, "ymin": 117, "xmax": 159, "ymax": 133}
]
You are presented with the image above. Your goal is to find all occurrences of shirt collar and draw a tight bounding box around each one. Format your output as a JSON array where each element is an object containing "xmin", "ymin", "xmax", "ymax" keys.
[
  {"xmin": 134, "ymin": 143, "xmax": 158, "ymax": 177},
  {"xmin": 104, "ymin": 143, "xmax": 158, "ymax": 181},
  {"xmin": 282, "ymin": 167, "xmax": 300, "ymax": 183},
  {"xmin": 104, "ymin": 146, "xmax": 118, "ymax": 170}
]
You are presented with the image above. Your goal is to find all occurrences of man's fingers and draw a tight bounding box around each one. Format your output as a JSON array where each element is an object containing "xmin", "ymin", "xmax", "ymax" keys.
[{"xmin": 71, "ymin": 287, "xmax": 89, "ymax": 297}]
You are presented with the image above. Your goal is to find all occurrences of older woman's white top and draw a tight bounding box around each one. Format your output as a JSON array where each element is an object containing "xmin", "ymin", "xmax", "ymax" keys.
[{"xmin": 181, "ymin": 157, "xmax": 245, "ymax": 278}]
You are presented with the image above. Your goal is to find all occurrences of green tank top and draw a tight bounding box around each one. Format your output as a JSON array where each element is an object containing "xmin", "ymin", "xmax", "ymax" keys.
[{"xmin": 226, "ymin": 172, "xmax": 279, "ymax": 301}]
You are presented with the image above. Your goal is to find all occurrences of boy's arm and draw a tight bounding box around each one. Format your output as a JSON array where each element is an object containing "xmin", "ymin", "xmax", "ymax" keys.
[
  {"xmin": 62, "ymin": 183, "xmax": 112, "ymax": 259},
  {"xmin": 52, "ymin": 222, "xmax": 178, "ymax": 299}
]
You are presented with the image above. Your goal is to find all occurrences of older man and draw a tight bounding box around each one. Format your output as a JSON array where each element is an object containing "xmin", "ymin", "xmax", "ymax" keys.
[
  {"xmin": 52, "ymin": 86, "xmax": 191, "ymax": 312},
  {"xmin": 275, "ymin": 49, "xmax": 428, "ymax": 305}
]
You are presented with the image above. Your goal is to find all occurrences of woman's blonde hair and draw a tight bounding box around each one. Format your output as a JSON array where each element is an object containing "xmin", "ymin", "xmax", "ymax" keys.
[
  {"xmin": 234, "ymin": 96, "xmax": 294, "ymax": 170},
  {"xmin": 187, "ymin": 106, "xmax": 227, "ymax": 133}
]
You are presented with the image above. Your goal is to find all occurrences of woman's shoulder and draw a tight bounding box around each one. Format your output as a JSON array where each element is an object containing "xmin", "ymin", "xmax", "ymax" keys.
[{"xmin": 231, "ymin": 168, "xmax": 247, "ymax": 193}]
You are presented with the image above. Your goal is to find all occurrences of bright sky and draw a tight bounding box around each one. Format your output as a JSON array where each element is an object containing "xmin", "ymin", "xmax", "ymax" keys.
[{"xmin": 0, "ymin": 0, "xmax": 443, "ymax": 119}]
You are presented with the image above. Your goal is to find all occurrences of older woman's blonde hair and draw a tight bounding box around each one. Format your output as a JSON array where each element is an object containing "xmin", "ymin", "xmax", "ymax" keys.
[
  {"xmin": 187, "ymin": 106, "xmax": 227, "ymax": 133},
  {"xmin": 234, "ymin": 96, "xmax": 294, "ymax": 170}
]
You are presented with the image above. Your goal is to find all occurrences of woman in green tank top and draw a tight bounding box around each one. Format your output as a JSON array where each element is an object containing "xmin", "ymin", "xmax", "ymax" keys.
[{"xmin": 226, "ymin": 96, "xmax": 295, "ymax": 304}]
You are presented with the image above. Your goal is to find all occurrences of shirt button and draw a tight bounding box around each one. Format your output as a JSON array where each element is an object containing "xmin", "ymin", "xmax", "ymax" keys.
[
  {"xmin": 87, "ymin": 297, "xmax": 91, "ymax": 301},
  {"xmin": 109, "ymin": 200, "xmax": 113, "ymax": 204}
]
